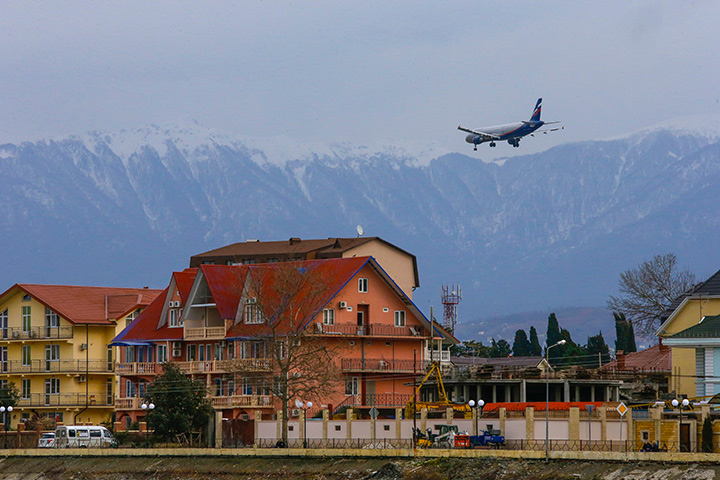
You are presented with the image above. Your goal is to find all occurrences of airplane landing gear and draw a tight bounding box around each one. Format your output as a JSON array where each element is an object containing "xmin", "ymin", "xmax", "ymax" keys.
[
  {"xmin": 489, "ymin": 142, "xmax": 496, "ymax": 147},
  {"xmin": 473, "ymin": 145, "xmax": 478, "ymax": 151},
  {"xmin": 508, "ymin": 139, "xmax": 520, "ymax": 147}
]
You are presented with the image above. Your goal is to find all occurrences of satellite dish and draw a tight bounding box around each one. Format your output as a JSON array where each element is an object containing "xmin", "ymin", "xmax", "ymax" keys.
[{"xmin": 356, "ymin": 225, "xmax": 364, "ymax": 237}]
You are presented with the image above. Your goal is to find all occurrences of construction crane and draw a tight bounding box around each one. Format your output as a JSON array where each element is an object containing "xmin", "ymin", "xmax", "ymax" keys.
[{"xmin": 405, "ymin": 361, "xmax": 471, "ymax": 417}]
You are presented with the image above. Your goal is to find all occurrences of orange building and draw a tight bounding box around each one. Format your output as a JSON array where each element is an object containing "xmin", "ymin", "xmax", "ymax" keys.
[{"xmin": 111, "ymin": 257, "xmax": 455, "ymax": 427}]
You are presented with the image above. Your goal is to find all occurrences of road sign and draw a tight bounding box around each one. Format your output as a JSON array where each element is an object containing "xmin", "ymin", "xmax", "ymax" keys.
[
  {"xmin": 617, "ymin": 402, "xmax": 628, "ymax": 417},
  {"xmin": 369, "ymin": 407, "xmax": 379, "ymax": 419},
  {"xmin": 585, "ymin": 404, "xmax": 596, "ymax": 415}
]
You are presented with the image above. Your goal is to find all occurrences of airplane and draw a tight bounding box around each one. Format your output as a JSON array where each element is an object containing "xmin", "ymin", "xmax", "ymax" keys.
[{"xmin": 458, "ymin": 98, "xmax": 563, "ymax": 151}]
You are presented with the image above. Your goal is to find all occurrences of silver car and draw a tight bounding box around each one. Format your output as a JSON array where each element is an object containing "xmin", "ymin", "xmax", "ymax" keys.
[{"xmin": 38, "ymin": 432, "xmax": 55, "ymax": 448}]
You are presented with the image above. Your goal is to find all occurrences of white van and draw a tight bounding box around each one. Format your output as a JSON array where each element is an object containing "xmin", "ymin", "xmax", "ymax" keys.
[{"xmin": 53, "ymin": 425, "xmax": 116, "ymax": 448}]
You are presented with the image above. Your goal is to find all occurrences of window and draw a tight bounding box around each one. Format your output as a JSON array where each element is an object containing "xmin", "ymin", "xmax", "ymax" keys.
[
  {"xmin": 245, "ymin": 303, "xmax": 263, "ymax": 324},
  {"xmin": 22, "ymin": 294, "xmax": 31, "ymax": 302},
  {"xmin": 45, "ymin": 307, "xmax": 59, "ymax": 328},
  {"xmin": 335, "ymin": 425, "xmax": 342, "ymax": 431},
  {"xmin": 345, "ymin": 377, "xmax": 359, "ymax": 396},
  {"xmin": 126, "ymin": 308, "xmax": 142, "ymax": 327},
  {"xmin": 242, "ymin": 379, "xmax": 253, "ymax": 396},
  {"xmin": 46, "ymin": 378, "xmax": 60, "ymax": 394},
  {"xmin": 0, "ymin": 309, "xmax": 6, "ymax": 339},
  {"xmin": 394, "ymin": 311, "xmax": 406, "ymax": 327},
  {"xmin": 358, "ymin": 278, "xmax": 368, "ymax": 293},
  {"xmin": 323, "ymin": 308, "xmax": 335, "ymax": 325},
  {"xmin": 187, "ymin": 344, "xmax": 197, "ymax": 361},
  {"xmin": 45, "ymin": 344, "xmax": 60, "ymax": 371},
  {"xmin": 126, "ymin": 379, "xmax": 136, "ymax": 397},
  {"xmin": 107, "ymin": 346, "xmax": 113, "ymax": 371},
  {"xmin": 384, "ymin": 425, "xmax": 391, "ymax": 431},
  {"xmin": 125, "ymin": 346, "xmax": 135, "ymax": 363},
  {"xmin": 21, "ymin": 379, "xmax": 30, "ymax": 399},
  {"xmin": 157, "ymin": 345, "xmax": 167, "ymax": 363},
  {"xmin": 22, "ymin": 345, "xmax": 31, "ymax": 366},
  {"xmin": 169, "ymin": 309, "xmax": 178, "ymax": 327},
  {"xmin": 22, "ymin": 306, "xmax": 31, "ymax": 332}
]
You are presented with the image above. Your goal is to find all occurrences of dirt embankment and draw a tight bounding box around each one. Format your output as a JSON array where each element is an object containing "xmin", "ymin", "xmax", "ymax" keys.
[{"xmin": 0, "ymin": 456, "xmax": 718, "ymax": 480}]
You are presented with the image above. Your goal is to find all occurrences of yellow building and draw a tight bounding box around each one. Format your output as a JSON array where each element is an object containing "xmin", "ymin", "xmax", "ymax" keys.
[
  {"xmin": 0, "ymin": 284, "xmax": 161, "ymax": 426},
  {"xmin": 656, "ymin": 269, "xmax": 720, "ymax": 397}
]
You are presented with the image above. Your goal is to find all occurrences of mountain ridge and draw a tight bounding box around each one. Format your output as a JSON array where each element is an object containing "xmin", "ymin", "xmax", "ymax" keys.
[{"xmin": 2, "ymin": 124, "xmax": 719, "ymax": 343}]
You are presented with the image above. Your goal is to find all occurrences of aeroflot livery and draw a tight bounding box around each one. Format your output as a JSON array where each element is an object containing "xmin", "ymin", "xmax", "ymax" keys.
[{"xmin": 458, "ymin": 98, "xmax": 563, "ymax": 150}]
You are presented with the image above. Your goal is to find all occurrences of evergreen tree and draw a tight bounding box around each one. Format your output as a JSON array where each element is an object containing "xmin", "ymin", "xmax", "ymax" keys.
[
  {"xmin": 586, "ymin": 331, "xmax": 611, "ymax": 366},
  {"xmin": 614, "ymin": 312, "xmax": 637, "ymax": 353},
  {"xmin": 146, "ymin": 363, "xmax": 213, "ymax": 443},
  {"xmin": 489, "ymin": 338, "xmax": 512, "ymax": 357},
  {"xmin": 512, "ymin": 329, "xmax": 532, "ymax": 357},
  {"xmin": 546, "ymin": 313, "xmax": 563, "ymax": 361},
  {"xmin": 529, "ymin": 326, "xmax": 542, "ymax": 356}
]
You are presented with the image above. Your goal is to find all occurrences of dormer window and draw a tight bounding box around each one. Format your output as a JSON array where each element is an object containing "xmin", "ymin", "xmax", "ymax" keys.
[
  {"xmin": 358, "ymin": 278, "xmax": 368, "ymax": 293},
  {"xmin": 169, "ymin": 309, "xmax": 183, "ymax": 327},
  {"xmin": 245, "ymin": 299, "xmax": 263, "ymax": 324}
]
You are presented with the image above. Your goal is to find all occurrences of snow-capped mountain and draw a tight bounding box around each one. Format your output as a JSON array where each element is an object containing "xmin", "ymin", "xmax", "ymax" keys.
[{"xmin": 2, "ymin": 120, "xmax": 720, "ymax": 343}]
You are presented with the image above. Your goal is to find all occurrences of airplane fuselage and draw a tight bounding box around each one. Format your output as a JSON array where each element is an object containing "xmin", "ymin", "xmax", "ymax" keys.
[{"xmin": 464, "ymin": 121, "xmax": 544, "ymax": 146}]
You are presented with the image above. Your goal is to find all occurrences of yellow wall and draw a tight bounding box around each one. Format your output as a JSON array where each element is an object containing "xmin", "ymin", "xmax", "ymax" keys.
[
  {"xmin": 0, "ymin": 288, "xmax": 136, "ymax": 426},
  {"xmin": 344, "ymin": 240, "xmax": 417, "ymax": 298},
  {"xmin": 661, "ymin": 298, "xmax": 720, "ymax": 397}
]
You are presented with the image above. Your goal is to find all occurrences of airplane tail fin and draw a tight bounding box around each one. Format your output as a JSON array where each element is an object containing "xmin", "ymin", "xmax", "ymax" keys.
[{"xmin": 530, "ymin": 98, "xmax": 542, "ymax": 122}]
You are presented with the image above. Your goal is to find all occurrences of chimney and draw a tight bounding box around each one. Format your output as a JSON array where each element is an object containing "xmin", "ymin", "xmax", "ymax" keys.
[
  {"xmin": 616, "ymin": 350, "xmax": 625, "ymax": 370},
  {"xmin": 289, "ymin": 237, "xmax": 301, "ymax": 245}
]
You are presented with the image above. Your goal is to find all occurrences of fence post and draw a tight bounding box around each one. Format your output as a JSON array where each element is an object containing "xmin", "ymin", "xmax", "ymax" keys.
[
  {"xmin": 346, "ymin": 408, "xmax": 353, "ymax": 442},
  {"xmin": 599, "ymin": 406, "xmax": 607, "ymax": 442},
  {"xmin": 420, "ymin": 408, "xmax": 427, "ymax": 434},
  {"xmin": 276, "ymin": 409, "xmax": 283, "ymax": 443},
  {"xmin": 254, "ymin": 410, "xmax": 262, "ymax": 447},
  {"xmin": 499, "ymin": 407, "xmax": 506, "ymax": 437},
  {"xmin": 525, "ymin": 406, "xmax": 534, "ymax": 442},
  {"xmin": 322, "ymin": 409, "xmax": 329, "ymax": 447},
  {"xmin": 395, "ymin": 408, "xmax": 402, "ymax": 445},
  {"xmin": 569, "ymin": 406, "xmax": 580, "ymax": 446}
]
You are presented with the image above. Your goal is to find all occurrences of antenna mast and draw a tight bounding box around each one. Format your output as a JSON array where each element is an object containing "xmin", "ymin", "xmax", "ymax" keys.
[{"xmin": 441, "ymin": 285, "xmax": 462, "ymax": 333}]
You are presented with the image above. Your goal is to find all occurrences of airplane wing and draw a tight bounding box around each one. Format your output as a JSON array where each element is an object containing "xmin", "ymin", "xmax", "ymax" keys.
[
  {"xmin": 457, "ymin": 125, "xmax": 501, "ymax": 139},
  {"xmin": 529, "ymin": 125, "xmax": 564, "ymax": 136}
]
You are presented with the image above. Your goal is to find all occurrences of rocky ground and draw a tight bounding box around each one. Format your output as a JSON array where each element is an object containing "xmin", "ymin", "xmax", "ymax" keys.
[{"xmin": 0, "ymin": 456, "xmax": 718, "ymax": 480}]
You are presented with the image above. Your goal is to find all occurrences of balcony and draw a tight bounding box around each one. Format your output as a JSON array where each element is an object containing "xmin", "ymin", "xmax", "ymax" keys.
[
  {"xmin": 18, "ymin": 392, "xmax": 111, "ymax": 408},
  {"xmin": 1, "ymin": 326, "xmax": 74, "ymax": 342},
  {"xmin": 341, "ymin": 358, "xmax": 425, "ymax": 373},
  {"xmin": 310, "ymin": 323, "xmax": 426, "ymax": 338},
  {"xmin": 1, "ymin": 360, "xmax": 112, "ymax": 375},
  {"xmin": 115, "ymin": 362, "xmax": 162, "ymax": 376},
  {"xmin": 184, "ymin": 325, "xmax": 227, "ymax": 340},
  {"xmin": 209, "ymin": 394, "xmax": 273, "ymax": 409},
  {"xmin": 115, "ymin": 397, "xmax": 140, "ymax": 410}
]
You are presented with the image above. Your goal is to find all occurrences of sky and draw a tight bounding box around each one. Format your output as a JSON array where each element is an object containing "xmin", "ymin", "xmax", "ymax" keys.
[{"xmin": 2, "ymin": 1, "xmax": 720, "ymax": 158}]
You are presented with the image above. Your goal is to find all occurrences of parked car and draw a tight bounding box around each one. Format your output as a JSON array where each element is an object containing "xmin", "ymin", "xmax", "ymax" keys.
[
  {"xmin": 54, "ymin": 426, "xmax": 116, "ymax": 448},
  {"xmin": 37, "ymin": 432, "xmax": 55, "ymax": 448}
]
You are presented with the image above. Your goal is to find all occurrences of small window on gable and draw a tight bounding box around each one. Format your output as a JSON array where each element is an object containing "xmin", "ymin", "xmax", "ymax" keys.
[
  {"xmin": 358, "ymin": 278, "xmax": 368, "ymax": 293},
  {"xmin": 22, "ymin": 294, "xmax": 31, "ymax": 302},
  {"xmin": 245, "ymin": 302, "xmax": 263, "ymax": 324}
]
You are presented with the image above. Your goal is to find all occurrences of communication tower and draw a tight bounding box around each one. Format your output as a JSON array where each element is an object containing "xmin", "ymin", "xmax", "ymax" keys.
[{"xmin": 441, "ymin": 285, "xmax": 462, "ymax": 333}]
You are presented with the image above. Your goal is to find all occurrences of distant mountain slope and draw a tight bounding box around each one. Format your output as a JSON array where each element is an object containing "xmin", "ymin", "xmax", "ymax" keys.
[{"xmin": 2, "ymin": 123, "xmax": 719, "ymax": 343}]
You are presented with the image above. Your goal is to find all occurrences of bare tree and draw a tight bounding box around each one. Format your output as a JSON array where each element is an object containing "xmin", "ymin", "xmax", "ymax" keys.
[
  {"xmin": 607, "ymin": 253, "xmax": 696, "ymax": 339},
  {"xmin": 229, "ymin": 262, "xmax": 343, "ymax": 443}
]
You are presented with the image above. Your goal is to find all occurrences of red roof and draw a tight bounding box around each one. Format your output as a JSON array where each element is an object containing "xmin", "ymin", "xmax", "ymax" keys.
[
  {"xmin": 0, "ymin": 284, "xmax": 162, "ymax": 325},
  {"xmin": 599, "ymin": 343, "xmax": 671, "ymax": 372}
]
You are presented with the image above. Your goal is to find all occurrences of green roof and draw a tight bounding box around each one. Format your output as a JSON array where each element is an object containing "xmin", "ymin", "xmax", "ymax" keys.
[{"xmin": 669, "ymin": 314, "xmax": 720, "ymax": 339}]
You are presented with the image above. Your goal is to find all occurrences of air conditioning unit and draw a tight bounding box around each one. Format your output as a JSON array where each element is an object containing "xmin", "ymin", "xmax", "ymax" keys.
[
  {"xmin": 79, "ymin": 343, "xmax": 88, "ymax": 351},
  {"xmin": 339, "ymin": 301, "xmax": 347, "ymax": 309},
  {"xmin": 291, "ymin": 372, "xmax": 301, "ymax": 378},
  {"xmin": 168, "ymin": 301, "xmax": 174, "ymax": 307},
  {"xmin": 12, "ymin": 331, "xmax": 20, "ymax": 339},
  {"xmin": 78, "ymin": 375, "xmax": 86, "ymax": 383},
  {"xmin": 173, "ymin": 341, "xmax": 182, "ymax": 349},
  {"xmin": 173, "ymin": 301, "xmax": 180, "ymax": 307},
  {"xmin": 172, "ymin": 349, "xmax": 182, "ymax": 358},
  {"xmin": 291, "ymin": 409, "xmax": 301, "ymax": 417},
  {"xmin": 28, "ymin": 331, "xmax": 37, "ymax": 338}
]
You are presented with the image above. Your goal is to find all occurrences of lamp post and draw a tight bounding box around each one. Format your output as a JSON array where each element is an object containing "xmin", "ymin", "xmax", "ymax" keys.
[
  {"xmin": 671, "ymin": 398, "xmax": 689, "ymax": 452},
  {"xmin": 468, "ymin": 399, "xmax": 485, "ymax": 436},
  {"xmin": 141, "ymin": 402, "xmax": 155, "ymax": 447},
  {"xmin": 545, "ymin": 339, "xmax": 566, "ymax": 463},
  {"xmin": 0, "ymin": 406, "xmax": 12, "ymax": 448},
  {"xmin": 295, "ymin": 399, "xmax": 313, "ymax": 448}
]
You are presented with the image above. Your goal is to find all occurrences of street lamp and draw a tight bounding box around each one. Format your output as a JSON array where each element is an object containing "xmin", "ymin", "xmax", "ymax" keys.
[
  {"xmin": 671, "ymin": 398, "xmax": 690, "ymax": 452},
  {"xmin": 468, "ymin": 399, "xmax": 485, "ymax": 436},
  {"xmin": 545, "ymin": 339, "xmax": 566, "ymax": 463},
  {"xmin": 141, "ymin": 402, "xmax": 155, "ymax": 447},
  {"xmin": 295, "ymin": 399, "xmax": 313, "ymax": 448}
]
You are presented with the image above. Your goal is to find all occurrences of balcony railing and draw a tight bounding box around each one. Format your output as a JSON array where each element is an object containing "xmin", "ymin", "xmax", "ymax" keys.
[
  {"xmin": 426, "ymin": 350, "xmax": 451, "ymax": 362},
  {"xmin": 310, "ymin": 323, "xmax": 425, "ymax": 338},
  {"xmin": 1, "ymin": 360, "xmax": 112, "ymax": 375},
  {"xmin": 333, "ymin": 393, "xmax": 413, "ymax": 412},
  {"xmin": 18, "ymin": 392, "xmax": 111, "ymax": 408},
  {"xmin": 115, "ymin": 397, "xmax": 140, "ymax": 410},
  {"xmin": 209, "ymin": 394, "xmax": 273, "ymax": 408},
  {"xmin": 184, "ymin": 325, "xmax": 227, "ymax": 340},
  {"xmin": 341, "ymin": 358, "xmax": 425, "ymax": 373},
  {"xmin": 115, "ymin": 362, "xmax": 162, "ymax": 376},
  {"xmin": 2, "ymin": 326, "xmax": 74, "ymax": 341}
]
